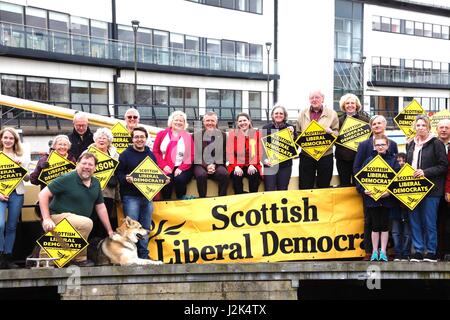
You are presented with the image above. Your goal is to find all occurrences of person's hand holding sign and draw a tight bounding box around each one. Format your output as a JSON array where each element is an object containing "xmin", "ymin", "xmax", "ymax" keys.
[
  {"xmin": 413, "ymin": 169, "xmax": 424, "ymax": 178},
  {"xmin": 42, "ymin": 218, "xmax": 55, "ymax": 232},
  {"xmin": 364, "ymin": 189, "xmax": 372, "ymax": 196},
  {"xmin": 0, "ymin": 194, "xmax": 9, "ymax": 202},
  {"xmin": 125, "ymin": 174, "xmax": 134, "ymax": 184},
  {"xmin": 380, "ymin": 191, "xmax": 390, "ymax": 198},
  {"xmin": 163, "ymin": 165, "xmax": 172, "ymax": 175}
]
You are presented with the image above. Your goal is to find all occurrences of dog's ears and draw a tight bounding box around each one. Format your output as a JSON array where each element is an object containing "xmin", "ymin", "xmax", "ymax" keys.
[{"xmin": 121, "ymin": 216, "xmax": 133, "ymax": 227}]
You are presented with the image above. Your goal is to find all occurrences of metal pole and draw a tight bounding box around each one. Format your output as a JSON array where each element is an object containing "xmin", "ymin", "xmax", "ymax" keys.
[
  {"xmin": 265, "ymin": 42, "xmax": 272, "ymax": 121},
  {"xmin": 131, "ymin": 20, "xmax": 140, "ymax": 107}
]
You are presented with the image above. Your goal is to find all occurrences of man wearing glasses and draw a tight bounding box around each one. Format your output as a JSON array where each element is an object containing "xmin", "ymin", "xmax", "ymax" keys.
[
  {"xmin": 124, "ymin": 108, "xmax": 141, "ymax": 133},
  {"xmin": 116, "ymin": 127, "xmax": 159, "ymax": 261},
  {"xmin": 68, "ymin": 112, "xmax": 94, "ymax": 160}
]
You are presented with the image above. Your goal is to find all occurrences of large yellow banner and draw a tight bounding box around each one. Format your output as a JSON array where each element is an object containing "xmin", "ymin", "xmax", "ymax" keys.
[{"xmin": 149, "ymin": 188, "xmax": 364, "ymax": 264}]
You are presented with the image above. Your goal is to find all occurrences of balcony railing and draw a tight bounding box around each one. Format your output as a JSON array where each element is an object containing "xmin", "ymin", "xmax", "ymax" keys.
[
  {"xmin": 371, "ymin": 66, "xmax": 450, "ymax": 86},
  {"xmin": 0, "ymin": 21, "xmax": 277, "ymax": 75}
]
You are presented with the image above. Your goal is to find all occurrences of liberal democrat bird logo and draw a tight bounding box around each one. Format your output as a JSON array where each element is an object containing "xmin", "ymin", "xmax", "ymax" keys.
[
  {"xmin": 0, "ymin": 182, "xmax": 13, "ymax": 193},
  {"xmin": 406, "ymin": 196, "xmax": 418, "ymax": 206}
]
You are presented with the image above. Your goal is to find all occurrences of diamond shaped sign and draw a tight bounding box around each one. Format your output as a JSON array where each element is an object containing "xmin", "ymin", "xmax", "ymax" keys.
[
  {"xmin": 87, "ymin": 146, "xmax": 119, "ymax": 190},
  {"xmin": 0, "ymin": 152, "xmax": 28, "ymax": 196},
  {"xmin": 129, "ymin": 156, "xmax": 168, "ymax": 201},
  {"xmin": 37, "ymin": 218, "xmax": 89, "ymax": 268},
  {"xmin": 354, "ymin": 155, "xmax": 397, "ymax": 201},
  {"xmin": 38, "ymin": 151, "xmax": 76, "ymax": 186},
  {"xmin": 387, "ymin": 163, "xmax": 434, "ymax": 210},
  {"xmin": 295, "ymin": 120, "xmax": 336, "ymax": 161},
  {"xmin": 111, "ymin": 122, "xmax": 132, "ymax": 154},
  {"xmin": 394, "ymin": 99, "xmax": 426, "ymax": 139}
]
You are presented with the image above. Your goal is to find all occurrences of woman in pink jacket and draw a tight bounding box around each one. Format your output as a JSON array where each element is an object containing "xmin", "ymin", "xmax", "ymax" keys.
[{"xmin": 153, "ymin": 111, "xmax": 194, "ymax": 200}]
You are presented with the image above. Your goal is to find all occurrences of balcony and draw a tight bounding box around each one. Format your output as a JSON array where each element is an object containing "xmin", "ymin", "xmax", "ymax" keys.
[
  {"xmin": 371, "ymin": 66, "xmax": 450, "ymax": 89},
  {"xmin": 0, "ymin": 22, "xmax": 278, "ymax": 80}
]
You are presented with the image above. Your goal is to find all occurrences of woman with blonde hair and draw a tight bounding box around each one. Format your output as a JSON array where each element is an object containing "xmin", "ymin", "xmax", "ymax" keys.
[
  {"xmin": 335, "ymin": 93, "xmax": 369, "ymax": 187},
  {"xmin": 30, "ymin": 134, "xmax": 76, "ymax": 189},
  {"xmin": 153, "ymin": 111, "xmax": 194, "ymax": 199},
  {"xmin": 0, "ymin": 128, "xmax": 30, "ymax": 269}
]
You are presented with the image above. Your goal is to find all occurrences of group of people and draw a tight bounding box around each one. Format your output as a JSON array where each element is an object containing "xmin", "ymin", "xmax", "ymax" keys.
[{"xmin": 0, "ymin": 89, "xmax": 449, "ymax": 268}]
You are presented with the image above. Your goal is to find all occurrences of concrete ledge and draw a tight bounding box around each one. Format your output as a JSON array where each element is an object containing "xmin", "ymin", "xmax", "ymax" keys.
[{"xmin": 1, "ymin": 262, "xmax": 449, "ymax": 300}]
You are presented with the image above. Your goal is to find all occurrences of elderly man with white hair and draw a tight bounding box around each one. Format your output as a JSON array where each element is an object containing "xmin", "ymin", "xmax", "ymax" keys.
[{"xmin": 68, "ymin": 112, "xmax": 94, "ymax": 159}]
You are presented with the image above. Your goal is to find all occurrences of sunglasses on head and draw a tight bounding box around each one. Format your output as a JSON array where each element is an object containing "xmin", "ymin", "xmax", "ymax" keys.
[{"xmin": 127, "ymin": 115, "xmax": 138, "ymax": 120}]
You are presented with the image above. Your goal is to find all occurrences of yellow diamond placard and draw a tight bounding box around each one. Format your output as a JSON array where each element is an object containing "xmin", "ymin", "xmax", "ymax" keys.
[
  {"xmin": 36, "ymin": 218, "xmax": 89, "ymax": 268},
  {"xmin": 394, "ymin": 99, "xmax": 426, "ymax": 138},
  {"xmin": 38, "ymin": 150, "xmax": 76, "ymax": 186},
  {"xmin": 130, "ymin": 156, "xmax": 168, "ymax": 201},
  {"xmin": 295, "ymin": 120, "xmax": 337, "ymax": 161},
  {"xmin": 354, "ymin": 155, "xmax": 397, "ymax": 201},
  {"xmin": 0, "ymin": 152, "xmax": 28, "ymax": 196},
  {"xmin": 430, "ymin": 109, "xmax": 450, "ymax": 134},
  {"xmin": 111, "ymin": 122, "xmax": 132, "ymax": 154},
  {"xmin": 87, "ymin": 146, "xmax": 119, "ymax": 190},
  {"xmin": 387, "ymin": 163, "xmax": 434, "ymax": 211},
  {"xmin": 261, "ymin": 128, "xmax": 299, "ymax": 166},
  {"xmin": 335, "ymin": 116, "xmax": 371, "ymax": 152}
]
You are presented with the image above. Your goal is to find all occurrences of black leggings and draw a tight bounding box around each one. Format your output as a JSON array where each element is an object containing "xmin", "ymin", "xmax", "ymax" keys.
[{"xmin": 367, "ymin": 206, "xmax": 390, "ymax": 232}]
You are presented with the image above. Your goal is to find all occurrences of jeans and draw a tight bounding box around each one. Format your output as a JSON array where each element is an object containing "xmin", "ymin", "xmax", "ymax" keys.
[
  {"xmin": 0, "ymin": 191, "xmax": 24, "ymax": 254},
  {"xmin": 122, "ymin": 196, "xmax": 153, "ymax": 259},
  {"xmin": 409, "ymin": 196, "xmax": 440, "ymax": 255},
  {"xmin": 391, "ymin": 217, "xmax": 411, "ymax": 257}
]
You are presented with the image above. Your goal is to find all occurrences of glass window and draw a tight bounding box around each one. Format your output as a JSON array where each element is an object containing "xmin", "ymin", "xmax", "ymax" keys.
[
  {"xmin": 206, "ymin": 89, "xmax": 220, "ymax": 108},
  {"xmin": 222, "ymin": 40, "xmax": 235, "ymax": 71},
  {"xmin": 248, "ymin": 0, "xmax": 262, "ymax": 14},
  {"xmin": 25, "ymin": 7, "xmax": 47, "ymax": 51},
  {"xmin": 49, "ymin": 78, "xmax": 69, "ymax": 106},
  {"xmin": 169, "ymin": 87, "xmax": 184, "ymax": 106},
  {"xmin": 205, "ymin": 0, "xmax": 220, "ymax": 6},
  {"xmin": 49, "ymin": 11, "xmax": 70, "ymax": 54},
  {"xmin": 0, "ymin": 2, "xmax": 23, "ymax": 24},
  {"xmin": 71, "ymin": 16, "xmax": 89, "ymax": 56},
  {"xmin": 370, "ymin": 96, "xmax": 398, "ymax": 128},
  {"xmin": 414, "ymin": 22, "xmax": 423, "ymax": 36},
  {"xmin": 248, "ymin": 91, "xmax": 261, "ymax": 120},
  {"xmin": 423, "ymin": 23, "xmax": 432, "ymax": 37},
  {"xmin": 372, "ymin": 56, "xmax": 380, "ymax": 66},
  {"xmin": 405, "ymin": 59, "xmax": 413, "ymax": 68},
  {"xmin": 170, "ymin": 33, "xmax": 185, "ymax": 67},
  {"xmin": 184, "ymin": 87, "xmax": 198, "ymax": 119},
  {"xmin": 405, "ymin": 20, "xmax": 414, "ymax": 35},
  {"xmin": 236, "ymin": 42, "xmax": 249, "ymax": 72},
  {"xmin": 442, "ymin": 25, "xmax": 449, "ymax": 39},
  {"xmin": 153, "ymin": 86, "xmax": 169, "ymax": 119},
  {"xmin": 185, "ymin": 88, "xmax": 198, "ymax": 107},
  {"xmin": 153, "ymin": 30, "xmax": 169, "ymax": 65},
  {"xmin": 90, "ymin": 20, "xmax": 108, "ymax": 59},
  {"xmin": 236, "ymin": 0, "xmax": 247, "ymax": 11},
  {"xmin": 221, "ymin": 0, "xmax": 235, "ymax": 9},
  {"xmin": 118, "ymin": 83, "xmax": 134, "ymax": 105},
  {"xmin": 137, "ymin": 28, "xmax": 153, "ymax": 63},
  {"xmin": 118, "ymin": 25, "xmax": 134, "ymax": 62},
  {"xmin": 391, "ymin": 58, "xmax": 400, "ymax": 67},
  {"xmin": 26, "ymin": 77, "xmax": 48, "ymax": 101},
  {"xmin": 432, "ymin": 24, "xmax": 441, "ymax": 38},
  {"xmin": 335, "ymin": 0, "xmax": 352, "ymax": 19},
  {"xmin": 0, "ymin": 2, "xmax": 24, "ymax": 48},
  {"xmin": 70, "ymin": 80, "xmax": 89, "ymax": 111},
  {"xmin": 185, "ymin": 35, "xmax": 199, "ymax": 68},
  {"xmin": 372, "ymin": 15, "xmax": 381, "ymax": 30},
  {"xmin": 1, "ymin": 74, "xmax": 25, "ymax": 98},
  {"xmin": 90, "ymin": 82, "xmax": 109, "ymax": 115},
  {"xmin": 381, "ymin": 17, "xmax": 390, "ymax": 32},
  {"xmin": 207, "ymin": 38, "xmax": 221, "ymax": 70},
  {"xmin": 414, "ymin": 60, "xmax": 423, "ymax": 69},
  {"xmin": 391, "ymin": 19, "xmax": 400, "ymax": 33},
  {"xmin": 136, "ymin": 84, "xmax": 152, "ymax": 105},
  {"xmin": 249, "ymin": 43, "xmax": 262, "ymax": 73}
]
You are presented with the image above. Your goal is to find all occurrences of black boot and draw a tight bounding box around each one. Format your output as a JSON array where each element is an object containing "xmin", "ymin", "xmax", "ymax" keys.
[
  {"xmin": 4, "ymin": 254, "xmax": 19, "ymax": 269},
  {"xmin": 0, "ymin": 253, "xmax": 6, "ymax": 269}
]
